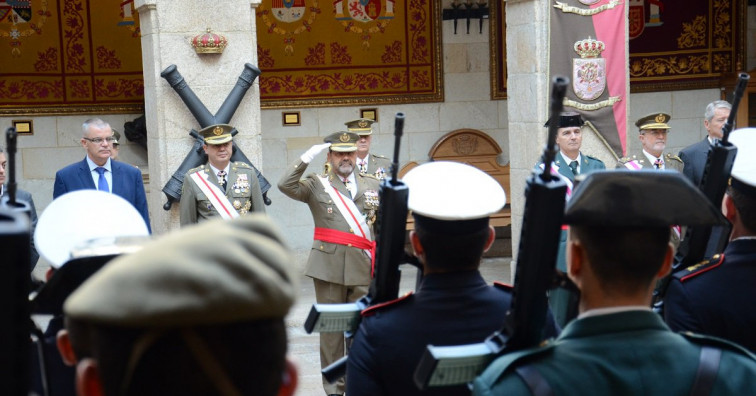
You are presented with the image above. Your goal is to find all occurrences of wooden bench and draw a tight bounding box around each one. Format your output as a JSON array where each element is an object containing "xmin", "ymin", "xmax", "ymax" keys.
[{"xmin": 400, "ymin": 128, "xmax": 511, "ymax": 230}]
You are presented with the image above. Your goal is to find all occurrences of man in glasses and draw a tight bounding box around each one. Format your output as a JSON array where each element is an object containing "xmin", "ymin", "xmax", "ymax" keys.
[{"xmin": 53, "ymin": 118, "xmax": 151, "ymax": 232}]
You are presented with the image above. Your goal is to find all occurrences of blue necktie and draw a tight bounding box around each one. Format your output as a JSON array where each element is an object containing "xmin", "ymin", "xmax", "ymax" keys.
[{"xmin": 96, "ymin": 167, "xmax": 109, "ymax": 192}]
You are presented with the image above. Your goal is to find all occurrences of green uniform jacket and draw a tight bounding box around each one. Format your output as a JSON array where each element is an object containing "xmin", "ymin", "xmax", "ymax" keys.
[
  {"xmin": 617, "ymin": 151, "xmax": 684, "ymax": 172},
  {"xmin": 363, "ymin": 153, "xmax": 392, "ymax": 179},
  {"xmin": 473, "ymin": 311, "xmax": 756, "ymax": 396},
  {"xmin": 553, "ymin": 152, "xmax": 605, "ymax": 182},
  {"xmin": 278, "ymin": 159, "xmax": 380, "ymax": 286},
  {"xmin": 179, "ymin": 162, "xmax": 265, "ymax": 226}
]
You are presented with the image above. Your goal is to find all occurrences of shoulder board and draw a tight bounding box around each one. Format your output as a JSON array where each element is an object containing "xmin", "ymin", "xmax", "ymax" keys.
[
  {"xmin": 186, "ymin": 165, "xmax": 205, "ymax": 174},
  {"xmin": 372, "ymin": 153, "xmax": 388, "ymax": 159},
  {"xmin": 618, "ymin": 157, "xmax": 631, "ymax": 163},
  {"xmin": 673, "ymin": 254, "xmax": 724, "ymax": 282},
  {"xmin": 234, "ymin": 161, "xmax": 252, "ymax": 168},
  {"xmin": 665, "ymin": 153, "xmax": 683, "ymax": 163},
  {"xmin": 359, "ymin": 173, "xmax": 379, "ymax": 180},
  {"xmin": 681, "ymin": 331, "xmax": 756, "ymax": 360},
  {"xmin": 493, "ymin": 281, "xmax": 514, "ymax": 292},
  {"xmin": 585, "ymin": 154, "xmax": 603, "ymax": 162},
  {"xmin": 360, "ymin": 292, "xmax": 413, "ymax": 317}
]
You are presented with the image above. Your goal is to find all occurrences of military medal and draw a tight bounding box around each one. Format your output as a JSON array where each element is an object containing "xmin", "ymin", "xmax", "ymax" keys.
[{"xmin": 233, "ymin": 200, "xmax": 241, "ymax": 209}]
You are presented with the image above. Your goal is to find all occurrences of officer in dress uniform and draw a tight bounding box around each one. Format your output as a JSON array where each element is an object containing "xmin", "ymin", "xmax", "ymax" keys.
[
  {"xmin": 346, "ymin": 161, "xmax": 559, "ymax": 396},
  {"xmin": 473, "ymin": 170, "xmax": 756, "ymax": 396},
  {"xmin": 56, "ymin": 216, "xmax": 298, "ymax": 396},
  {"xmin": 180, "ymin": 124, "xmax": 265, "ymax": 226},
  {"xmin": 278, "ymin": 131, "xmax": 380, "ymax": 396},
  {"xmin": 664, "ymin": 128, "xmax": 756, "ymax": 353},
  {"xmin": 539, "ymin": 112, "xmax": 605, "ymax": 328},
  {"xmin": 346, "ymin": 118, "xmax": 392, "ymax": 179},
  {"xmin": 618, "ymin": 113, "xmax": 684, "ymax": 172}
]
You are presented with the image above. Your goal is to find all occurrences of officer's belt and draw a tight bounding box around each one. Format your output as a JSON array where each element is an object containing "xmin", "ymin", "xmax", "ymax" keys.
[{"xmin": 314, "ymin": 227, "xmax": 376, "ymax": 275}]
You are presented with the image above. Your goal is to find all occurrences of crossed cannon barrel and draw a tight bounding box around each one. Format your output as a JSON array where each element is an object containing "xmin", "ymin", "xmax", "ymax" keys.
[{"xmin": 160, "ymin": 63, "xmax": 272, "ymax": 210}]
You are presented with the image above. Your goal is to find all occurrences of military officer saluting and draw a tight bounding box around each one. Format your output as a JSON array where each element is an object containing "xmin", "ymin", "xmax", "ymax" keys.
[
  {"xmin": 180, "ymin": 124, "xmax": 265, "ymax": 226},
  {"xmin": 619, "ymin": 113, "xmax": 684, "ymax": 172},
  {"xmin": 346, "ymin": 118, "xmax": 392, "ymax": 179},
  {"xmin": 278, "ymin": 131, "xmax": 380, "ymax": 396}
]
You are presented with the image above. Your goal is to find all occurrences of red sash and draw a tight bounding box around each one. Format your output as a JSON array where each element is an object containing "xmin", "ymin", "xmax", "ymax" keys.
[{"xmin": 314, "ymin": 227, "xmax": 377, "ymax": 277}]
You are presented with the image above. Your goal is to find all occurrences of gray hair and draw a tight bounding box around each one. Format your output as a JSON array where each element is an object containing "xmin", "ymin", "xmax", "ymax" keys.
[
  {"xmin": 81, "ymin": 118, "xmax": 111, "ymax": 138},
  {"xmin": 704, "ymin": 100, "xmax": 732, "ymax": 122}
]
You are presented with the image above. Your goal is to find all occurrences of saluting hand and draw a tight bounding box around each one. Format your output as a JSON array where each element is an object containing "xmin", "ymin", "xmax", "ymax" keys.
[{"xmin": 300, "ymin": 143, "xmax": 332, "ymax": 163}]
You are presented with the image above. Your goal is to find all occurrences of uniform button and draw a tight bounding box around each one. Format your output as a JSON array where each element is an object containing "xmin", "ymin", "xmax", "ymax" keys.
[
  {"xmin": 320, "ymin": 245, "xmax": 324, "ymax": 250},
  {"xmin": 349, "ymin": 228, "xmax": 353, "ymax": 233},
  {"xmin": 348, "ymin": 243, "xmax": 352, "ymax": 247}
]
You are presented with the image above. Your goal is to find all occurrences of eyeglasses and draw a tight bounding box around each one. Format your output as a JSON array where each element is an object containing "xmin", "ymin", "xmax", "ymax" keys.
[{"xmin": 83, "ymin": 137, "xmax": 117, "ymax": 144}]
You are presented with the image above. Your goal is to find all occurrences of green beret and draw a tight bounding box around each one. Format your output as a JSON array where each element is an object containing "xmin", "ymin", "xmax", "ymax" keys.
[{"xmin": 64, "ymin": 215, "xmax": 296, "ymax": 327}]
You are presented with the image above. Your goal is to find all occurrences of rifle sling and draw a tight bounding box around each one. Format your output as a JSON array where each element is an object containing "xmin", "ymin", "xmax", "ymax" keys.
[{"xmin": 515, "ymin": 365, "xmax": 554, "ymax": 396}]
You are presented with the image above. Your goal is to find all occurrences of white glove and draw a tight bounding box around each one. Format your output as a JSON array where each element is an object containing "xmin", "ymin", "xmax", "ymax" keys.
[{"xmin": 300, "ymin": 143, "xmax": 331, "ymax": 163}]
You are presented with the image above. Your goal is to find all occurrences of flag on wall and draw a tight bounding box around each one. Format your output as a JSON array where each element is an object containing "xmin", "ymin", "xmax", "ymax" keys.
[{"xmin": 549, "ymin": 0, "xmax": 628, "ymax": 157}]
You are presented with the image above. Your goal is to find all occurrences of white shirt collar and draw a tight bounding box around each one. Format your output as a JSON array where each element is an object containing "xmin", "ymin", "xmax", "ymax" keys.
[
  {"xmin": 208, "ymin": 163, "xmax": 231, "ymax": 178},
  {"xmin": 86, "ymin": 156, "xmax": 111, "ymax": 172},
  {"xmin": 642, "ymin": 150, "xmax": 663, "ymax": 168}
]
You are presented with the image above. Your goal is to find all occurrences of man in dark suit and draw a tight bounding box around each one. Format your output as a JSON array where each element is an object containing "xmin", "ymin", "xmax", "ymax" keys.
[
  {"xmin": 664, "ymin": 128, "xmax": 756, "ymax": 353},
  {"xmin": 53, "ymin": 118, "xmax": 150, "ymax": 232},
  {"xmin": 0, "ymin": 146, "xmax": 39, "ymax": 270},
  {"xmin": 679, "ymin": 100, "xmax": 732, "ymax": 187},
  {"xmin": 474, "ymin": 170, "xmax": 756, "ymax": 395}
]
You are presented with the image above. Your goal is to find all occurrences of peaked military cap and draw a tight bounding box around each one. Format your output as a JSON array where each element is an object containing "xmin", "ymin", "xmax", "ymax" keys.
[
  {"xmin": 565, "ymin": 170, "xmax": 724, "ymax": 227},
  {"xmin": 199, "ymin": 124, "xmax": 234, "ymax": 145},
  {"xmin": 324, "ymin": 131, "xmax": 359, "ymax": 152},
  {"xmin": 544, "ymin": 111, "xmax": 584, "ymax": 128},
  {"xmin": 636, "ymin": 113, "xmax": 671, "ymax": 131},
  {"xmin": 345, "ymin": 118, "xmax": 375, "ymax": 135},
  {"xmin": 64, "ymin": 215, "xmax": 296, "ymax": 327},
  {"xmin": 729, "ymin": 128, "xmax": 756, "ymax": 196},
  {"xmin": 403, "ymin": 161, "xmax": 506, "ymax": 235}
]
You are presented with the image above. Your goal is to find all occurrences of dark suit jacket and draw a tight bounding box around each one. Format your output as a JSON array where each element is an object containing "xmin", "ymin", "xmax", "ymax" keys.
[
  {"xmin": 679, "ymin": 138, "xmax": 711, "ymax": 186},
  {"xmin": 53, "ymin": 158, "xmax": 151, "ymax": 232},
  {"xmin": 1, "ymin": 187, "xmax": 39, "ymax": 269}
]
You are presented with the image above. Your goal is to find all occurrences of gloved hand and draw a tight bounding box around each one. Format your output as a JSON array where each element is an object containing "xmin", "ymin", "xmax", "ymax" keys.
[{"xmin": 300, "ymin": 143, "xmax": 332, "ymax": 163}]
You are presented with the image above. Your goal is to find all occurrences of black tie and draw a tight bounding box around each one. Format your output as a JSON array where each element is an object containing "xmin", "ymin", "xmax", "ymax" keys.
[{"xmin": 568, "ymin": 161, "xmax": 579, "ymax": 176}]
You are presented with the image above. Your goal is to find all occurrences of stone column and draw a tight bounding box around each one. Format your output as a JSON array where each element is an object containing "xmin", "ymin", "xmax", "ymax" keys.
[
  {"xmin": 135, "ymin": 0, "xmax": 263, "ymax": 234},
  {"xmin": 505, "ymin": 0, "xmax": 551, "ymax": 280}
]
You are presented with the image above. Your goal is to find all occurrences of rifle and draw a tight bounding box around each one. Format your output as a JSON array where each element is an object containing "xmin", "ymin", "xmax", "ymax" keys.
[
  {"xmin": 0, "ymin": 127, "xmax": 32, "ymax": 394},
  {"xmin": 413, "ymin": 77, "xmax": 570, "ymax": 389},
  {"xmin": 653, "ymin": 72, "xmax": 749, "ymax": 312},
  {"xmin": 303, "ymin": 113, "xmax": 414, "ymax": 383},
  {"xmin": 160, "ymin": 63, "xmax": 272, "ymax": 209}
]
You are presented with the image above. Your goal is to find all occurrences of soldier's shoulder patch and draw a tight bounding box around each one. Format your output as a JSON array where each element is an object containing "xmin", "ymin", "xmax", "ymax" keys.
[
  {"xmin": 665, "ymin": 153, "xmax": 683, "ymax": 163},
  {"xmin": 673, "ymin": 254, "xmax": 724, "ymax": 282},
  {"xmin": 361, "ymin": 292, "xmax": 413, "ymax": 317}
]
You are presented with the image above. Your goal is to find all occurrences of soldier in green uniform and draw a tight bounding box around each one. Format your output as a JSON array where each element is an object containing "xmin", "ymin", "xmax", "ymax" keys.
[
  {"xmin": 473, "ymin": 171, "xmax": 756, "ymax": 396},
  {"xmin": 540, "ymin": 112, "xmax": 604, "ymax": 328},
  {"xmin": 346, "ymin": 118, "xmax": 392, "ymax": 179},
  {"xmin": 57, "ymin": 216, "xmax": 298, "ymax": 396},
  {"xmin": 180, "ymin": 124, "xmax": 265, "ymax": 226},
  {"xmin": 278, "ymin": 131, "xmax": 380, "ymax": 396},
  {"xmin": 618, "ymin": 113, "xmax": 684, "ymax": 172}
]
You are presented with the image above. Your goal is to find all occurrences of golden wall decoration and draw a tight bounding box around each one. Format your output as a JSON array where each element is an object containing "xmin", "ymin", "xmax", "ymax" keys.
[
  {"xmin": 0, "ymin": 0, "xmax": 143, "ymax": 115},
  {"xmin": 256, "ymin": 0, "xmax": 443, "ymax": 109}
]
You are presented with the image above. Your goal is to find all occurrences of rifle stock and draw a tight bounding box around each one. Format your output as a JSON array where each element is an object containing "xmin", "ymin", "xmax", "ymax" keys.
[{"xmin": 413, "ymin": 77, "xmax": 569, "ymax": 389}]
